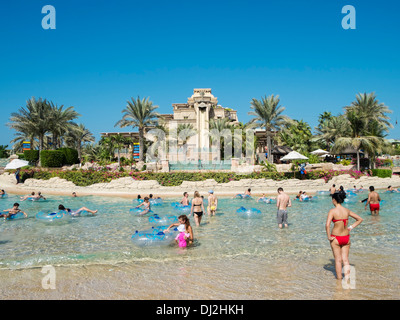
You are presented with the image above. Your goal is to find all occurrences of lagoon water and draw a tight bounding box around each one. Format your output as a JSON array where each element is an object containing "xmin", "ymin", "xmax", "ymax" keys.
[{"xmin": 0, "ymin": 191, "xmax": 399, "ymax": 299}]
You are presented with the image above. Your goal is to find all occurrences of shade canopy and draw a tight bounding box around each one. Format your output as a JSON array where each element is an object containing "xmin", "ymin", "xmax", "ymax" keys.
[
  {"xmin": 311, "ymin": 149, "xmax": 330, "ymax": 156},
  {"xmin": 5, "ymin": 159, "xmax": 29, "ymax": 170},
  {"xmin": 280, "ymin": 151, "xmax": 308, "ymax": 161}
]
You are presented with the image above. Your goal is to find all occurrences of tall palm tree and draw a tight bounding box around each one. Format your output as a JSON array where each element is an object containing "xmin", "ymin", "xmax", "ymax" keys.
[
  {"xmin": 332, "ymin": 109, "xmax": 385, "ymax": 171},
  {"xmin": 47, "ymin": 102, "xmax": 80, "ymax": 149},
  {"xmin": 114, "ymin": 97, "xmax": 159, "ymax": 162},
  {"xmin": 314, "ymin": 114, "xmax": 351, "ymax": 150},
  {"xmin": 8, "ymin": 97, "xmax": 51, "ymax": 166},
  {"xmin": 64, "ymin": 123, "xmax": 95, "ymax": 162},
  {"xmin": 177, "ymin": 123, "xmax": 197, "ymax": 160},
  {"xmin": 248, "ymin": 94, "xmax": 290, "ymax": 162}
]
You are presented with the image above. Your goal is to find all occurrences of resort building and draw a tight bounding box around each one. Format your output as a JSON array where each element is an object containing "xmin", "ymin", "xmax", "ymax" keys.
[{"xmin": 101, "ymin": 88, "xmax": 269, "ymax": 167}]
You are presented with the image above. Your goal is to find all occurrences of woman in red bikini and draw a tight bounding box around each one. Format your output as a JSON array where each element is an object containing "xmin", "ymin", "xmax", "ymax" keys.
[{"xmin": 326, "ymin": 191, "xmax": 363, "ymax": 280}]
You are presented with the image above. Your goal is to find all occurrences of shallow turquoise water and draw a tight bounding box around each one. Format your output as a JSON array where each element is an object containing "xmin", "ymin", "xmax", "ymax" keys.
[{"xmin": 0, "ymin": 190, "xmax": 399, "ymax": 270}]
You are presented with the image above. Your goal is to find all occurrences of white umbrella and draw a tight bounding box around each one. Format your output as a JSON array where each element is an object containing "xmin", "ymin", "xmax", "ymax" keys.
[
  {"xmin": 5, "ymin": 159, "xmax": 29, "ymax": 170},
  {"xmin": 311, "ymin": 149, "xmax": 330, "ymax": 156},
  {"xmin": 280, "ymin": 151, "xmax": 308, "ymax": 161}
]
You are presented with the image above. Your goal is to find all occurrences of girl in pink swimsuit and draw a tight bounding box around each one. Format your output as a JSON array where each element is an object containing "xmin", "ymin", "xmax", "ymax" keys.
[
  {"xmin": 166, "ymin": 214, "xmax": 193, "ymax": 248},
  {"xmin": 325, "ymin": 191, "xmax": 363, "ymax": 280}
]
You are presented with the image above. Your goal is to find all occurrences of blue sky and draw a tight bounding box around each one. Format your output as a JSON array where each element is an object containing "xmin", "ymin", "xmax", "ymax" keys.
[{"xmin": 1, "ymin": 0, "xmax": 399, "ymax": 147}]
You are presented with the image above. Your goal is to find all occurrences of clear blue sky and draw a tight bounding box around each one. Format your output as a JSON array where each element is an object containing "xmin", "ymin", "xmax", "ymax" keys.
[{"xmin": 1, "ymin": 0, "xmax": 399, "ymax": 147}]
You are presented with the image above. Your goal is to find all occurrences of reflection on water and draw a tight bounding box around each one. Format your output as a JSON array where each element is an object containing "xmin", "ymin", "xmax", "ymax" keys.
[{"xmin": 0, "ymin": 190, "xmax": 399, "ymax": 299}]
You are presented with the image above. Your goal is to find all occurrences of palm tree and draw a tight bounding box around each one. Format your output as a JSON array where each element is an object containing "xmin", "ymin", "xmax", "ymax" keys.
[
  {"xmin": 314, "ymin": 114, "xmax": 351, "ymax": 150},
  {"xmin": 279, "ymin": 120, "xmax": 312, "ymax": 154},
  {"xmin": 8, "ymin": 97, "xmax": 51, "ymax": 166},
  {"xmin": 332, "ymin": 109, "xmax": 385, "ymax": 171},
  {"xmin": 248, "ymin": 94, "xmax": 290, "ymax": 162},
  {"xmin": 114, "ymin": 97, "xmax": 159, "ymax": 162},
  {"xmin": 47, "ymin": 102, "xmax": 80, "ymax": 149},
  {"xmin": 177, "ymin": 123, "xmax": 197, "ymax": 160},
  {"xmin": 64, "ymin": 123, "xmax": 95, "ymax": 162},
  {"xmin": 111, "ymin": 134, "xmax": 129, "ymax": 168}
]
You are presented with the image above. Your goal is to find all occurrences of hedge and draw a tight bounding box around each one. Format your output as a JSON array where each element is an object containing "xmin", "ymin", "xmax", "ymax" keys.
[
  {"xmin": 57, "ymin": 148, "xmax": 79, "ymax": 165},
  {"xmin": 24, "ymin": 150, "xmax": 40, "ymax": 163},
  {"xmin": 371, "ymin": 168, "xmax": 392, "ymax": 178},
  {"xmin": 40, "ymin": 150, "xmax": 65, "ymax": 167}
]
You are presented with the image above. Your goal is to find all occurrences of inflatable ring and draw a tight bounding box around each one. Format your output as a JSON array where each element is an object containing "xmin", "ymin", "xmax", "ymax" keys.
[
  {"xmin": 258, "ymin": 198, "xmax": 276, "ymax": 204},
  {"xmin": 5, "ymin": 212, "xmax": 25, "ymax": 220},
  {"xmin": 148, "ymin": 214, "xmax": 178, "ymax": 225},
  {"xmin": 236, "ymin": 206, "xmax": 262, "ymax": 219},
  {"xmin": 129, "ymin": 207, "xmax": 153, "ymax": 214},
  {"xmin": 36, "ymin": 210, "xmax": 71, "ymax": 222},
  {"xmin": 316, "ymin": 191, "xmax": 330, "ymax": 196},
  {"xmin": 0, "ymin": 193, "xmax": 8, "ymax": 199},
  {"xmin": 27, "ymin": 197, "xmax": 47, "ymax": 202},
  {"xmin": 131, "ymin": 226, "xmax": 179, "ymax": 247},
  {"xmin": 171, "ymin": 202, "xmax": 191, "ymax": 213},
  {"xmin": 296, "ymin": 196, "xmax": 317, "ymax": 202},
  {"xmin": 235, "ymin": 194, "xmax": 252, "ymax": 199}
]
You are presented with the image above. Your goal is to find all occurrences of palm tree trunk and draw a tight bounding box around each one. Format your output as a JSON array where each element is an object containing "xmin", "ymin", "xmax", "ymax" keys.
[
  {"xmin": 356, "ymin": 150, "xmax": 360, "ymax": 171},
  {"xmin": 267, "ymin": 133, "xmax": 272, "ymax": 163}
]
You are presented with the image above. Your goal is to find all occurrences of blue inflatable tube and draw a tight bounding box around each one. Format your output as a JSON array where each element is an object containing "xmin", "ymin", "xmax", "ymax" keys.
[
  {"xmin": 258, "ymin": 198, "xmax": 276, "ymax": 204},
  {"xmin": 148, "ymin": 214, "xmax": 178, "ymax": 225},
  {"xmin": 5, "ymin": 212, "xmax": 25, "ymax": 220},
  {"xmin": 171, "ymin": 202, "xmax": 191, "ymax": 213},
  {"xmin": 236, "ymin": 206, "xmax": 262, "ymax": 219},
  {"xmin": 131, "ymin": 226, "xmax": 179, "ymax": 247},
  {"xmin": 129, "ymin": 207, "xmax": 153, "ymax": 214},
  {"xmin": 0, "ymin": 193, "xmax": 8, "ymax": 199},
  {"xmin": 27, "ymin": 197, "xmax": 47, "ymax": 202},
  {"xmin": 235, "ymin": 194, "xmax": 252, "ymax": 199},
  {"xmin": 36, "ymin": 210, "xmax": 71, "ymax": 222},
  {"xmin": 316, "ymin": 191, "xmax": 330, "ymax": 196},
  {"xmin": 296, "ymin": 196, "xmax": 317, "ymax": 202}
]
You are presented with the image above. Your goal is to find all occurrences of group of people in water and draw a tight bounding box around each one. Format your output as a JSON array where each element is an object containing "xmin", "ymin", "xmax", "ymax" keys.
[
  {"xmin": 0, "ymin": 189, "xmax": 97, "ymax": 220},
  {"xmin": 1, "ymin": 182, "xmax": 396, "ymax": 282}
]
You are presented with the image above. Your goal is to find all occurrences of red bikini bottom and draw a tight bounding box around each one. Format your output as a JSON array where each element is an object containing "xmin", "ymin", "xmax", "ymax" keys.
[{"xmin": 332, "ymin": 234, "xmax": 350, "ymax": 246}]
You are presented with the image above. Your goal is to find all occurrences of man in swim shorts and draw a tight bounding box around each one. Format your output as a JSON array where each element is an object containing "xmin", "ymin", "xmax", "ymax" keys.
[
  {"xmin": 365, "ymin": 186, "xmax": 381, "ymax": 215},
  {"xmin": 276, "ymin": 187, "xmax": 291, "ymax": 229}
]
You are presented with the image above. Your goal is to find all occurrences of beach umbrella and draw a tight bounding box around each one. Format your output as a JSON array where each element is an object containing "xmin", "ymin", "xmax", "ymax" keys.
[
  {"xmin": 280, "ymin": 151, "xmax": 308, "ymax": 161},
  {"xmin": 280, "ymin": 151, "xmax": 308, "ymax": 177},
  {"xmin": 311, "ymin": 149, "xmax": 330, "ymax": 156},
  {"xmin": 5, "ymin": 159, "xmax": 29, "ymax": 170}
]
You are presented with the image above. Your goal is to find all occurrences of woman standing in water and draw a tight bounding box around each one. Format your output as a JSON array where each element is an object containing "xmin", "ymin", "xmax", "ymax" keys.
[
  {"xmin": 325, "ymin": 191, "xmax": 363, "ymax": 280},
  {"xmin": 189, "ymin": 191, "xmax": 205, "ymax": 226}
]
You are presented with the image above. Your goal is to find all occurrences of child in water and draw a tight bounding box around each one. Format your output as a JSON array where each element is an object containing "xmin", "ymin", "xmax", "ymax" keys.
[{"xmin": 166, "ymin": 215, "xmax": 193, "ymax": 248}]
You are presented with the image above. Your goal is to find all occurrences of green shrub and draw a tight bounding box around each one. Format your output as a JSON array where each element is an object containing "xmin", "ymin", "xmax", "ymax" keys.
[
  {"xmin": 339, "ymin": 159, "xmax": 352, "ymax": 166},
  {"xmin": 40, "ymin": 150, "xmax": 65, "ymax": 167},
  {"xmin": 24, "ymin": 150, "xmax": 40, "ymax": 163},
  {"xmin": 17, "ymin": 153, "xmax": 25, "ymax": 160},
  {"xmin": 58, "ymin": 148, "xmax": 79, "ymax": 165},
  {"xmin": 371, "ymin": 168, "xmax": 392, "ymax": 178}
]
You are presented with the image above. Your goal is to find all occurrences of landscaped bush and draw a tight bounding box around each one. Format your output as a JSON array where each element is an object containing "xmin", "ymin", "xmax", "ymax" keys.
[
  {"xmin": 40, "ymin": 150, "xmax": 65, "ymax": 167},
  {"xmin": 58, "ymin": 148, "xmax": 79, "ymax": 165},
  {"xmin": 24, "ymin": 150, "xmax": 40, "ymax": 163},
  {"xmin": 371, "ymin": 168, "xmax": 392, "ymax": 178},
  {"xmin": 17, "ymin": 167, "xmax": 373, "ymax": 187}
]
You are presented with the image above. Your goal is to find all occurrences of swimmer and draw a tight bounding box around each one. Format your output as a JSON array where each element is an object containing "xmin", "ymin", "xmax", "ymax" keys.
[
  {"xmin": 1, "ymin": 203, "xmax": 27, "ymax": 219},
  {"xmin": 365, "ymin": 186, "xmax": 381, "ymax": 215},
  {"xmin": 135, "ymin": 197, "xmax": 151, "ymax": 215},
  {"xmin": 207, "ymin": 190, "xmax": 218, "ymax": 216},
  {"xmin": 165, "ymin": 215, "xmax": 194, "ymax": 247},
  {"xmin": 180, "ymin": 192, "xmax": 190, "ymax": 206},
  {"xmin": 326, "ymin": 191, "xmax": 363, "ymax": 281},
  {"xmin": 257, "ymin": 193, "xmax": 268, "ymax": 202},
  {"xmin": 20, "ymin": 192, "xmax": 35, "ymax": 201},
  {"xmin": 72, "ymin": 192, "xmax": 78, "ymax": 197},
  {"xmin": 330, "ymin": 184, "xmax": 337, "ymax": 195},
  {"xmin": 295, "ymin": 190, "xmax": 302, "ymax": 200},
  {"xmin": 387, "ymin": 186, "xmax": 399, "ymax": 193},
  {"xmin": 0, "ymin": 189, "xmax": 5, "ymax": 196},
  {"xmin": 189, "ymin": 191, "xmax": 205, "ymax": 226},
  {"xmin": 58, "ymin": 204, "xmax": 98, "ymax": 216},
  {"xmin": 299, "ymin": 191, "xmax": 312, "ymax": 202},
  {"xmin": 233, "ymin": 188, "xmax": 251, "ymax": 199}
]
